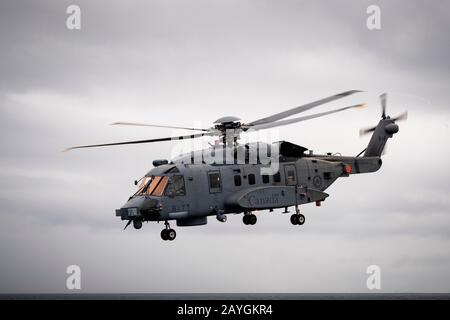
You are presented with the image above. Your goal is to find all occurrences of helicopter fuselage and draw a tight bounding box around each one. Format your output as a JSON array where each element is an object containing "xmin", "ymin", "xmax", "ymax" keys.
[{"xmin": 115, "ymin": 141, "xmax": 382, "ymax": 227}]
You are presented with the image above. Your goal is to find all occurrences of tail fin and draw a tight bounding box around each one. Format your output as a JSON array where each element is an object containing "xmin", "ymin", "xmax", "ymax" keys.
[{"xmin": 363, "ymin": 118, "xmax": 399, "ymax": 157}]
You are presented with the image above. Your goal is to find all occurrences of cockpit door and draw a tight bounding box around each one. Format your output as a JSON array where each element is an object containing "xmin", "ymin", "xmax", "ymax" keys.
[{"xmin": 164, "ymin": 175, "xmax": 189, "ymax": 213}]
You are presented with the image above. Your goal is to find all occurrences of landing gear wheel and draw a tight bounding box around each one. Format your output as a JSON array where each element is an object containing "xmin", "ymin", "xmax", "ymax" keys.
[
  {"xmin": 161, "ymin": 229, "xmax": 169, "ymax": 240},
  {"xmin": 167, "ymin": 229, "xmax": 176, "ymax": 241},
  {"xmin": 161, "ymin": 227, "xmax": 176, "ymax": 241},
  {"xmin": 290, "ymin": 213, "xmax": 305, "ymax": 225},
  {"xmin": 243, "ymin": 214, "xmax": 257, "ymax": 225},
  {"xmin": 133, "ymin": 220, "xmax": 142, "ymax": 230},
  {"xmin": 298, "ymin": 214, "xmax": 305, "ymax": 225}
]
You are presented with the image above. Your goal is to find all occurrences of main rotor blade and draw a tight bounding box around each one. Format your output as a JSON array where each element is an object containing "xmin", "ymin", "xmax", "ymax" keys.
[
  {"xmin": 64, "ymin": 133, "xmax": 209, "ymax": 151},
  {"xmin": 247, "ymin": 103, "xmax": 366, "ymax": 131},
  {"xmin": 247, "ymin": 90, "xmax": 362, "ymax": 126},
  {"xmin": 111, "ymin": 122, "xmax": 209, "ymax": 132}
]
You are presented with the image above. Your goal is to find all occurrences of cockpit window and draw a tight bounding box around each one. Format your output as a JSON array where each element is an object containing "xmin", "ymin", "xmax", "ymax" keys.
[
  {"xmin": 135, "ymin": 176, "xmax": 151, "ymax": 195},
  {"xmin": 134, "ymin": 176, "xmax": 169, "ymax": 197},
  {"xmin": 147, "ymin": 176, "xmax": 163, "ymax": 195},
  {"xmin": 165, "ymin": 175, "xmax": 186, "ymax": 196},
  {"xmin": 152, "ymin": 176, "xmax": 169, "ymax": 196}
]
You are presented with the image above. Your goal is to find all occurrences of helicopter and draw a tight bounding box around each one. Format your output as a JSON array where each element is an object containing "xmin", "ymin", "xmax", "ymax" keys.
[{"xmin": 66, "ymin": 91, "xmax": 407, "ymax": 241}]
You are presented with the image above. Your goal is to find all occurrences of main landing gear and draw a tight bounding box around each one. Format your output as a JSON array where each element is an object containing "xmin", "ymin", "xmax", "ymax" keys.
[
  {"xmin": 161, "ymin": 221, "xmax": 176, "ymax": 241},
  {"xmin": 290, "ymin": 209, "xmax": 305, "ymax": 226},
  {"xmin": 243, "ymin": 212, "xmax": 257, "ymax": 225}
]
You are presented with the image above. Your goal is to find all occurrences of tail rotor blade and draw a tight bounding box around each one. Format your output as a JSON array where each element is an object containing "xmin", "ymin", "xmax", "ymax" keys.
[
  {"xmin": 359, "ymin": 126, "xmax": 376, "ymax": 136},
  {"xmin": 380, "ymin": 93, "xmax": 387, "ymax": 119},
  {"xmin": 360, "ymin": 93, "xmax": 407, "ymax": 138},
  {"xmin": 392, "ymin": 111, "xmax": 408, "ymax": 122}
]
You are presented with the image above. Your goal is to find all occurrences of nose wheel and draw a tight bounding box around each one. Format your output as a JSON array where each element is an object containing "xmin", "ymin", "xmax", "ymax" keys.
[
  {"xmin": 161, "ymin": 221, "xmax": 176, "ymax": 241},
  {"xmin": 133, "ymin": 220, "xmax": 143, "ymax": 230}
]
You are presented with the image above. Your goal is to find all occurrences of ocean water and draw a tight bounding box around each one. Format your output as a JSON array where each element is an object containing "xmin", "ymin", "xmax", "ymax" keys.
[{"xmin": 1, "ymin": 293, "xmax": 450, "ymax": 300}]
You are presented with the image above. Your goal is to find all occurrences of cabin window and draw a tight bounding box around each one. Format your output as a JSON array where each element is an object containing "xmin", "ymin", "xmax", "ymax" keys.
[
  {"xmin": 262, "ymin": 175, "xmax": 270, "ymax": 184},
  {"xmin": 234, "ymin": 175, "xmax": 242, "ymax": 186},
  {"xmin": 287, "ymin": 170, "xmax": 295, "ymax": 183},
  {"xmin": 208, "ymin": 171, "xmax": 222, "ymax": 193},
  {"xmin": 284, "ymin": 164, "xmax": 297, "ymax": 186},
  {"xmin": 274, "ymin": 172, "xmax": 281, "ymax": 183},
  {"xmin": 248, "ymin": 174, "xmax": 256, "ymax": 185},
  {"xmin": 165, "ymin": 175, "xmax": 186, "ymax": 196}
]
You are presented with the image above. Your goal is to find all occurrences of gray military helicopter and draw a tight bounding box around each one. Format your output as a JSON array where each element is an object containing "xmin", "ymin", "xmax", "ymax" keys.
[{"xmin": 67, "ymin": 91, "xmax": 407, "ymax": 241}]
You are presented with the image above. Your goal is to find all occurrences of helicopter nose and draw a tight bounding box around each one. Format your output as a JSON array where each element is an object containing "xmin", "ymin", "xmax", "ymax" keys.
[{"xmin": 115, "ymin": 196, "xmax": 161, "ymax": 220}]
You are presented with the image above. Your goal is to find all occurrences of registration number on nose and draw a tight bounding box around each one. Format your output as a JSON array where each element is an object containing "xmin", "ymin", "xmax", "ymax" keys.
[{"xmin": 127, "ymin": 208, "xmax": 139, "ymax": 216}]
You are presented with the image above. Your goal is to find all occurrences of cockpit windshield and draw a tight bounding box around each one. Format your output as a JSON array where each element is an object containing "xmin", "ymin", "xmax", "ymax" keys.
[
  {"xmin": 134, "ymin": 176, "xmax": 169, "ymax": 197},
  {"xmin": 133, "ymin": 175, "xmax": 185, "ymax": 197},
  {"xmin": 135, "ymin": 176, "xmax": 151, "ymax": 195}
]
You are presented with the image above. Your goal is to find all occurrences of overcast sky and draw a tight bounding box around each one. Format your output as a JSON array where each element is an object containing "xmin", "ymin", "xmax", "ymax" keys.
[{"xmin": 0, "ymin": 0, "xmax": 449, "ymax": 293}]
